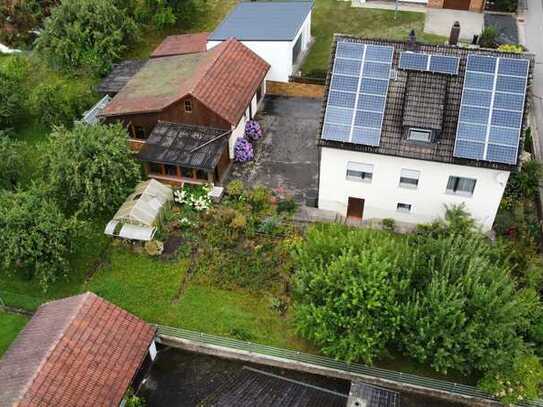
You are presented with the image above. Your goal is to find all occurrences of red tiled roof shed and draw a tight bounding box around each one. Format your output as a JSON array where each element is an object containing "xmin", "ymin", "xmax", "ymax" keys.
[
  {"xmin": 102, "ymin": 38, "xmax": 270, "ymax": 126},
  {"xmin": 151, "ymin": 32, "xmax": 210, "ymax": 58},
  {"xmin": 0, "ymin": 292, "xmax": 156, "ymax": 407}
]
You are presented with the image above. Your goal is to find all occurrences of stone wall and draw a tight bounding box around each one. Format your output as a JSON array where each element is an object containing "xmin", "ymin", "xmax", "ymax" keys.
[{"xmin": 266, "ymin": 80, "xmax": 324, "ymax": 99}]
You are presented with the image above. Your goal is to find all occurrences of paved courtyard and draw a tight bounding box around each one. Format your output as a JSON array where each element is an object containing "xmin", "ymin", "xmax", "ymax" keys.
[{"xmin": 227, "ymin": 95, "xmax": 322, "ymax": 203}]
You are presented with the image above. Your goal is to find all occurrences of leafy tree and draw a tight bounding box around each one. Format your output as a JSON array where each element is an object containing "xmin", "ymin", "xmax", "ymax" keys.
[
  {"xmin": 43, "ymin": 123, "xmax": 141, "ymax": 217},
  {"xmin": 30, "ymin": 81, "xmax": 94, "ymax": 129},
  {"xmin": 36, "ymin": 0, "xmax": 138, "ymax": 75},
  {"xmin": 0, "ymin": 135, "xmax": 24, "ymax": 190},
  {"xmin": 0, "ymin": 187, "xmax": 83, "ymax": 289},
  {"xmin": 0, "ymin": 56, "xmax": 28, "ymax": 129},
  {"xmin": 293, "ymin": 225, "xmax": 407, "ymax": 363}
]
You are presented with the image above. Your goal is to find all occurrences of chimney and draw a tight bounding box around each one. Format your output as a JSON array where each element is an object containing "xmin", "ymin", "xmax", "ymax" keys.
[
  {"xmin": 407, "ymin": 29, "xmax": 417, "ymax": 50},
  {"xmin": 449, "ymin": 21, "xmax": 461, "ymax": 46}
]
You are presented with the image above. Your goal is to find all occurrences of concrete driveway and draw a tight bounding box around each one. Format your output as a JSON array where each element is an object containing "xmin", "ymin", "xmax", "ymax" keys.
[
  {"xmin": 227, "ymin": 95, "xmax": 321, "ymax": 203},
  {"xmin": 425, "ymin": 9, "xmax": 484, "ymax": 41}
]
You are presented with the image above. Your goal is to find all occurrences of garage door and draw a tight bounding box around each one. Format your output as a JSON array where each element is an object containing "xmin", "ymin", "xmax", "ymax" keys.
[{"xmin": 443, "ymin": 0, "xmax": 471, "ymax": 10}]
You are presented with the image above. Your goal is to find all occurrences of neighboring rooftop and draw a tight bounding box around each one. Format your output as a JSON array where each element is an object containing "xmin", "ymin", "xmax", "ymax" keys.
[
  {"xmin": 151, "ymin": 32, "xmax": 209, "ymax": 58},
  {"xmin": 348, "ymin": 382, "xmax": 400, "ymax": 407},
  {"xmin": 137, "ymin": 121, "xmax": 229, "ymax": 171},
  {"xmin": 209, "ymin": 1, "xmax": 313, "ymax": 41},
  {"xmin": 0, "ymin": 292, "xmax": 155, "ymax": 407},
  {"xmin": 102, "ymin": 39, "xmax": 270, "ymax": 125},
  {"xmin": 319, "ymin": 35, "xmax": 534, "ymax": 171},
  {"xmin": 96, "ymin": 59, "xmax": 147, "ymax": 95}
]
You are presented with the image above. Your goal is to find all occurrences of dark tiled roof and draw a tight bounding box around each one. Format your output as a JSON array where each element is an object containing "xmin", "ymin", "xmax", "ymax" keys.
[
  {"xmin": 209, "ymin": 1, "xmax": 313, "ymax": 41},
  {"xmin": 96, "ymin": 60, "xmax": 147, "ymax": 95},
  {"xmin": 0, "ymin": 292, "xmax": 155, "ymax": 407},
  {"xmin": 201, "ymin": 366, "xmax": 348, "ymax": 406},
  {"xmin": 137, "ymin": 121, "xmax": 229, "ymax": 170},
  {"xmin": 402, "ymin": 72, "xmax": 447, "ymax": 131},
  {"xmin": 102, "ymin": 39, "xmax": 270, "ymax": 125},
  {"xmin": 151, "ymin": 33, "xmax": 210, "ymax": 58},
  {"xmin": 319, "ymin": 35, "xmax": 535, "ymax": 171}
]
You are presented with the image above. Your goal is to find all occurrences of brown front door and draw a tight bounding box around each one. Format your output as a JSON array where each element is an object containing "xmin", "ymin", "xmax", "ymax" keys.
[
  {"xmin": 347, "ymin": 197, "xmax": 364, "ymax": 219},
  {"xmin": 443, "ymin": 0, "xmax": 470, "ymax": 10}
]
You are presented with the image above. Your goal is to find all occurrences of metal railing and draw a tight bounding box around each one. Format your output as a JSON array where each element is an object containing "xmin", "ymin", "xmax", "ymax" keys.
[{"xmin": 156, "ymin": 324, "xmax": 543, "ymax": 407}]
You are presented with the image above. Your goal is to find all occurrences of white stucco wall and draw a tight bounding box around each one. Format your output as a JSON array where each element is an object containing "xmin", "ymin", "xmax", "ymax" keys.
[
  {"xmin": 207, "ymin": 11, "xmax": 312, "ymax": 82},
  {"xmin": 318, "ymin": 147, "xmax": 509, "ymax": 231}
]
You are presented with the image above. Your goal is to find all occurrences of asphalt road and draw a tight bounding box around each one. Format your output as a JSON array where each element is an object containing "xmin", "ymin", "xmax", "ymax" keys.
[{"xmin": 521, "ymin": 0, "xmax": 543, "ymax": 157}]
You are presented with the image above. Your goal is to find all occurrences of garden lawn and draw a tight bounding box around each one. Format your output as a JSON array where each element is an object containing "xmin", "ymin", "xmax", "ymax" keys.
[
  {"xmin": 0, "ymin": 312, "xmax": 28, "ymax": 356},
  {"xmin": 302, "ymin": 0, "xmax": 446, "ymax": 76}
]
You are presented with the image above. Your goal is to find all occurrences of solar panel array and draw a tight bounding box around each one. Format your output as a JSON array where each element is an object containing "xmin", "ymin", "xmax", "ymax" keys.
[
  {"xmin": 321, "ymin": 40, "xmax": 394, "ymax": 146},
  {"xmin": 399, "ymin": 52, "xmax": 459, "ymax": 75},
  {"xmin": 454, "ymin": 55, "xmax": 529, "ymax": 165}
]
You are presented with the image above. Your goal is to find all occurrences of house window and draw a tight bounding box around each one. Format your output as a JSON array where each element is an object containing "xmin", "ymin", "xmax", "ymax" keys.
[
  {"xmin": 149, "ymin": 163, "xmax": 162, "ymax": 175},
  {"xmin": 184, "ymin": 100, "xmax": 192, "ymax": 113},
  {"xmin": 408, "ymin": 128, "xmax": 432, "ymax": 142},
  {"xmin": 134, "ymin": 126, "xmax": 146, "ymax": 139},
  {"xmin": 165, "ymin": 164, "xmax": 177, "ymax": 177},
  {"xmin": 346, "ymin": 162, "xmax": 373, "ymax": 183},
  {"xmin": 446, "ymin": 176, "xmax": 476, "ymax": 196},
  {"xmin": 180, "ymin": 167, "xmax": 193, "ymax": 178},
  {"xmin": 399, "ymin": 169, "xmax": 420, "ymax": 189},
  {"xmin": 397, "ymin": 202, "xmax": 412, "ymax": 213}
]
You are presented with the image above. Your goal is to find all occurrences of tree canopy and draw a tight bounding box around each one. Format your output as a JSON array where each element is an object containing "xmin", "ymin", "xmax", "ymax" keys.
[
  {"xmin": 42, "ymin": 123, "xmax": 141, "ymax": 217},
  {"xmin": 0, "ymin": 135, "xmax": 24, "ymax": 190},
  {"xmin": 0, "ymin": 187, "xmax": 83, "ymax": 289},
  {"xmin": 36, "ymin": 0, "xmax": 138, "ymax": 75}
]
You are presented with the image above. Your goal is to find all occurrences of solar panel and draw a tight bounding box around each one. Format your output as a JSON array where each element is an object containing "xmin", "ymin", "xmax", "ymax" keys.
[
  {"xmin": 399, "ymin": 52, "xmax": 429, "ymax": 71},
  {"xmin": 454, "ymin": 54, "xmax": 529, "ymax": 165},
  {"xmin": 322, "ymin": 40, "xmax": 394, "ymax": 146},
  {"xmin": 429, "ymin": 55, "xmax": 459, "ymax": 75}
]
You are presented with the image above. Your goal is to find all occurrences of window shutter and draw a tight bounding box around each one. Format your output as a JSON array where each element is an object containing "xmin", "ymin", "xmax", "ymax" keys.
[
  {"xmin": 347, "ymin": 162, "xmax": 374, "ymax": 173},
  {"xmin": 400, "ymin": 169, "xmax": 419, "ymax": 180}
]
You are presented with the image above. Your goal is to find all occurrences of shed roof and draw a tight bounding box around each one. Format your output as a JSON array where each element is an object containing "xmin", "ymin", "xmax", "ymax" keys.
[
  {"xmin": 101, "ymin": 39, "xmax": 269, "ymax": 125},
  {"xmin": 209, "ymin": 1, "xmax": 313, "ymax": 41},
  {"xmin": 96, "ymin": 59, "xmax": 147, "ymax": 95},
  {"xmin": 348, "ymin": 382, "xmax": 400, "ymax": 407},
  {"xmin": 151, "ymin": 33, "xmax": 209, "ymax": 58},
  {"xmin": 0, "ymin": 292, "xmax": 155, "ymax": 407},
  {"xmin": 137, "ymin": 121, "xmax": 229, "ymax": 170},
  {"xmin": 112, "ymin": 178, "xmax": 173, "ymax": 228},
  {"xmin": 319, "ymin": 35, "xmax": 534, "ymax": 171}
]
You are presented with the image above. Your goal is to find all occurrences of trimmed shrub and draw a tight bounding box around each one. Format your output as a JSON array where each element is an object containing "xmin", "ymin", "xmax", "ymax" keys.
[{"xmin": 226, "ymin": 179, "xmax": 245, "ymax": 198}]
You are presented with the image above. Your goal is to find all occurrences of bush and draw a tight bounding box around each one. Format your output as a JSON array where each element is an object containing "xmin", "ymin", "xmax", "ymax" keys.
[
  {"xmin": 226, "ymin": 179, "xmax": 245, "ymax": 198},
  {"xmin": 0, "ymin": 136, "xmax": 23, "ymax": 190},
  {"xmin": 0, "ymin": 187, "xmax": 83, "ymax": 289},
  {"xmin": 277, "ymin": 198, "xmax": 297, "ymax": 214},
  {"xmin": 479, "ymin": 26, "xmax": 498, "ymax": 49},
  {"xmin": 36, "ymin": 0, "xmax": 138, "ymax": 75},
  {"xmin": 31, "ymin": 81, "xmax": 94, "ymax": 129},
  {"xmin": 480, "ymin": 353, "xmax": 543, "ymax": 404},
  {"xmin": 234, "ymin": 137, "xmax": 254, "ymax": 162},
  {"xmin": 382, "ymin": 218, "xmax": 395, "ymax": 232},
  {"xmin": 506, "ymin": 159, "xmax": 542, "ymax": 201},
  {"xmin": 42, "ymin": 123, "xmax": 141, "ymax": 217},
  {"xmin": 245, "ymin": 120, "xmax": 263, "ymax": 142},
  {"xmin": 248, "ymin": 185, "xmax": 271, "ymax": 212},
  {"xmin": 498, "ymin": 44, "xmax": 524, "ymax": 54}
]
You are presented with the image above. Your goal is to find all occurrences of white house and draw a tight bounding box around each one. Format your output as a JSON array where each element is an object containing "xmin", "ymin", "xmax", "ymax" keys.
[
  {"xmin": 207, "ymin": 1, "xmax": 313, "ymax": 82},
  {"xmin": 318, "ymin": 35, "xmax": 532, "ymax": 231}
]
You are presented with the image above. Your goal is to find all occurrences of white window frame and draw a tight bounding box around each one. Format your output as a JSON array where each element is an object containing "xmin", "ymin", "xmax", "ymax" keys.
[
  {"xmin": 346, "ymin": 162, "xmax": 373, "ymax": 183},
  {"xmin": 399, "ymin": 168, "xmax": 420, "ymax": 189},
  {"xmin": 397, "ymin": 202, "xmax": 413, "ymax": 213},
  {"xmin": 408, "ymin": 128, "xmax": 432, "ymax": 142},
  {"xmin": 446, "ymin": 176, "xmax": 476, "ymax": 197}
]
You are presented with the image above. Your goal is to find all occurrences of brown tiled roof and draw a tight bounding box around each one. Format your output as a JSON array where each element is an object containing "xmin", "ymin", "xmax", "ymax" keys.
[
  {"xmin": 151, "ymin": 33, "xmax": 209, "ymax": 58},
  {"xmin": 0, "ymin": 292, "xmax": 155, "ymax": 407},
  {"xmin": 102, "ymin": 38, "xmax": 270, "ymax": 126}
]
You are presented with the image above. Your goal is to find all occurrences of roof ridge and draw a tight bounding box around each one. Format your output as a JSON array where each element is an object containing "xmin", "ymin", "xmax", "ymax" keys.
[{"xmin": 17, "ymin": 293, "xmax": 92, "ymax": 405}]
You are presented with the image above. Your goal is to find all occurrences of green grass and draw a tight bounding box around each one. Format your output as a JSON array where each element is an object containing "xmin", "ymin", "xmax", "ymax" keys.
[
  {"xmin": 302, "ymin": 0, "xmax": 447, "ymax": 76},
  {"xmin": 0, "ymin": 312, "xmax": 28, "ymax": 356}
]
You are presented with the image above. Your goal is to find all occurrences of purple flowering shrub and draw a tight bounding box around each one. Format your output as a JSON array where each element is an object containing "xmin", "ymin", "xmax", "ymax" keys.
[
  {"xmin": 245, "ymin": 120, "xmax": 263, "ymax": 142},
  {"xmin": 234, "ymin": 137, "xmax": 254, "ymax": 162}
]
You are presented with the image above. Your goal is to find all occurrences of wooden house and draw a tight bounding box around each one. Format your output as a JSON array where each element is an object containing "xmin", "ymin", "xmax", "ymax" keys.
[{"xmin": 100, "ymin": 37, "xmax": 270, "ymax": 186}]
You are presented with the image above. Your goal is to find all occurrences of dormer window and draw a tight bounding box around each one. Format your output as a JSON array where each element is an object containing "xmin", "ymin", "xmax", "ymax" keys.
[
  {"xmin": 184, "ymin": 100, "xmax": 192, "ymax": 113},
  {"xmin": 408, "ymin": 128, "xmax": 432, "ymax": 142}
]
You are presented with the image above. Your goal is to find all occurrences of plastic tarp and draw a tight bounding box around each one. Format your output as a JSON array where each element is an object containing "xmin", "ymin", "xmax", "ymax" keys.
[{"xmin": 105, "ymin": 179, "xmax": 173, "ymax": 241}]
